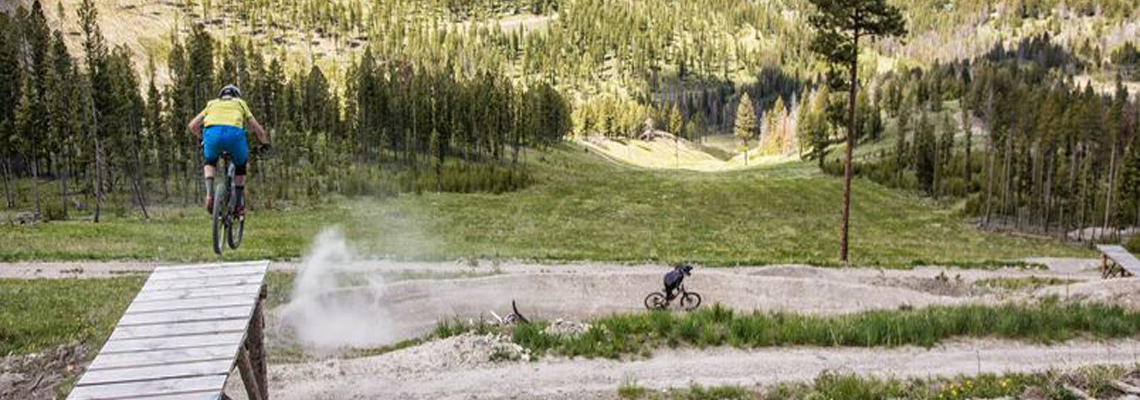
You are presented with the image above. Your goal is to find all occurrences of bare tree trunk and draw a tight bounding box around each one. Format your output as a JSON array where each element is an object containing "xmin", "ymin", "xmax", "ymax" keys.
[
  {"xmin": 1063, "ymin": 145, "xmax": 1079, "ymax": 234},
  {"xmin": 1043, "ymin": 154, "xmax": 1053, "ymax": 233},
  {"xmin": 31, "ymin": 136, "xmax": 42, "ymax": 216},
  {"xmin": 1002, "ymin": 135, "xmax": 1013, "ymax": 224},
  {"xmin": 962, "ymin": 101, "xmax": 971, "ymax": 185},
  {"xmin": 56, "ymin": 152, "xmax": 69, "ymax": 220},
  {"xmin": 133, "ymin": 126, "xmax": 150, "ymax": 219},
  {"xmin": 93, "ymin": 134, "xmax": 104, "ymax": 223},
  {"xmin": 1077, "ymin": 147, "xmax": 1090, "ymax": 242},
  {"xmin": 2, "ymin": 158, "xmax": 13, "ymax": 209},
  {"xmin": 1103, "ymin": 139, "xmax": 1118, "ymax": 240},
  {"xmin": 840, "ymin": 34, "xmax": 859, "ymax": 264},
  {"xmin": 983, "ymin": 93, "xmax": 996, "ymax": 226}
]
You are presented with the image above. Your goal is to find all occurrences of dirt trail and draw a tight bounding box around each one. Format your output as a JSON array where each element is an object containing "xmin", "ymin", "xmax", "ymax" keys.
[
  {"xmin": 280, "ymin": 270, "xmax": 987, "ymax": 345},
  {"xmin": 260, "ymin": 339, "xmax": 1140, "ymax": 400},
  {"xmin": 0, "ymin": 258, "xmax": 1100, "ymax": 279}
]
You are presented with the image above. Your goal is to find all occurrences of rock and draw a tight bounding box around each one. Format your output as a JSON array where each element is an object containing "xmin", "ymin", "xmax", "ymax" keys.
[{"xmin": 14, "ymin": 212, "xmax": 41, "ymax": 225}]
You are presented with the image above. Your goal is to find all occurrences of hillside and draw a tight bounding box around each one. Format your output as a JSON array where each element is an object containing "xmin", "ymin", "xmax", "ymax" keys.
[{"xmin": 9, "ymin": 0, "xmax": 1137, "ymax": 93}]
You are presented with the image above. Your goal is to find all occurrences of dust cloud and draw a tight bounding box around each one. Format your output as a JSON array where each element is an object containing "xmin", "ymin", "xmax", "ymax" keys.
[{"xmin": 279, "ymin": 228, "xmax": 397, "ymax": 349}]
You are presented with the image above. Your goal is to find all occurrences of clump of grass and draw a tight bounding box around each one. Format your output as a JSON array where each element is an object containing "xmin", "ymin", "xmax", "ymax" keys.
[
  {"xmin": 975, "ymin": 276, "xmax": 1079, "ymax": 291},
  {"xmin": 761, "ymin": 365, "xmax": 1135, "ymax": 400},
  {"xmin": 617, "ymin": 381, "xmax": 756, "ymax": 400},
  {"xmin": 0, "ymin": 277, "xmax": 144, "ymax": 355},
  {"xmin": 617, "ymin": 379, "xmax": 650, "ymax": 399},
  {"xmin": 511, "ymin": 300, "xmax": 1139, "ymax": 358},
  {"xmin": 433, "ymin": 319, "xmax": 496, "ymax": 338},
  {"xmin": 673, "ymin": 384, "xmax": 755, "ymax": 400}
]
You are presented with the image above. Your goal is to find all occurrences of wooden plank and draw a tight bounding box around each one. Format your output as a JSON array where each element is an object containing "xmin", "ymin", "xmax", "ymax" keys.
[
  {"xmin": 88, "ymin": 346, "xmax": 236, "ymax": 370},
  {"xmin": 125, "ymin": 393, "xmax": 222, "ymax": 400},
  {"xmin": 77, "ymin": 359, "xmax": 233, "ymax": 386},
  {"xmin": 139, "ymin": 275, "xmax": 265, "ymax": 293},
  {"xmin": 120, "ymin": 393, "xmax": 222, "ymax": 400},
  {"xmin": 152, "ymin": 261, "xmax": 266, "ymax": 273},
  {"xmin": 109, "ymin": 320, "xmax": 249, "ymax": 341},
  {"xmin": 1098, "ymin": 245, "xmax": 1140, "ymax": 272},
  {"xmin": 100, "ymin": 333, "xmax": 246, "ymax": 354},
  {"xmin": 117, "ymin": 306, "xmax": 253, "ymax": 327},
  {"xmin": 67, "ymin": 375, "xmax": 227, "ymax": 400},
  {"xmin": 126, "ymin": 296, "xmax": 257, "ymax": 315},
  {"xmin": 149, "ymin": 266, "xmax": 266, "ymax": 281},
  {"xmin": 131, "ymin": 285, "xmax": 262, "ymax": 303}
]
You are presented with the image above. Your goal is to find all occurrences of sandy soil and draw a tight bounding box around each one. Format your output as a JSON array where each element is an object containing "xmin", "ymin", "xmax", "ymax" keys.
[{"xmin": 253, "ymin": 338, "xmax": 1140, "ymax": 400}]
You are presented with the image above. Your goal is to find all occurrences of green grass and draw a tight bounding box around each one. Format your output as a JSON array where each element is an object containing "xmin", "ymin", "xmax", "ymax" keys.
[
  {"xmin": 0, "ymin": 277, "xmax": 144, "ymax": 355},
  {"xmin": 975, "ymin": 276, "xmax": 1080, "ymax": 291},
  {"xmin": 763, "ymin": 365, "xmax": 1135, "ymax": 400},
  {"xmin": 0, "ymin": 143, "xmax": 1091, "ymax": 266},
  {"xmin": 506, "ymin": 300, "xmax": 1139, "ymax": 359}
]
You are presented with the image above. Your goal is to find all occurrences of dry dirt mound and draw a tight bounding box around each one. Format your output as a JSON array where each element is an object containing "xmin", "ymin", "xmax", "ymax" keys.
[{"xmin": 1035, "ymin": 278, "xmax": 1140, "ymax": 309}]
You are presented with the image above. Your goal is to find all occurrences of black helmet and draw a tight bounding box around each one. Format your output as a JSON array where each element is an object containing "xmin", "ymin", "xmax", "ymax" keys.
[
  {"xmin": 676, "ymin": 264, "xmax": 694, "ymax": 275},
  {"xmin": 219, "ymin": 84, "xmax": 241, "ymax": 98}
]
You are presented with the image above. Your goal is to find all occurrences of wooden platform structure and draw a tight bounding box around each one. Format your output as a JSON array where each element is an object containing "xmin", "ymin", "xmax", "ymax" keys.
[
  {"xmin": 67, "ymin": 261, "xmax": 271, "ymax": 400},
  {"xmin": 1097, "ymin": 245, "xmax": 1139, "ymax": 279}
]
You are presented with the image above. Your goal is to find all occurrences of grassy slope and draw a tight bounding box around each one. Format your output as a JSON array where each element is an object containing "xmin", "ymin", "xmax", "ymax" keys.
[{"xmin": 1, "ymin": 143, "xmax": 1090, "ymax": 265}]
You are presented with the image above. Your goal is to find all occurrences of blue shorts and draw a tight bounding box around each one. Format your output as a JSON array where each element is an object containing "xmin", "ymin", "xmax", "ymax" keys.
[{"xmin": 203, "ymin": 125, "xmax": 249, "ymax": 168}]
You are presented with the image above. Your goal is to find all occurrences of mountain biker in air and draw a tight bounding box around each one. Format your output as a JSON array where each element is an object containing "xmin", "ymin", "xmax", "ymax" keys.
[
  {"xmin": 663, "ymin": 264, "xmax": 693, "ymax": 301},
  {"xmin": 187, "ymin": 85, "xmax": 270, "ymax": 217}
]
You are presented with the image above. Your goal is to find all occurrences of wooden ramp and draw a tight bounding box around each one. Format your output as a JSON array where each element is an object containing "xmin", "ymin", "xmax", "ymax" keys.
[
  {"xmin": 1097, "ymin": 245, "xmax": 1140, "ymax": 279},
  {"xmin": 67, "ymin": 261, "xmax": 271, "ymax": 400}
]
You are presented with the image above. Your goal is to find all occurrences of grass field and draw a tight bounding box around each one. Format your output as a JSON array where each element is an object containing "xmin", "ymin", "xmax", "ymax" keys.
[{"xmin": 1, "ymin": 143, "xmax": 1091, "ymax": 266}]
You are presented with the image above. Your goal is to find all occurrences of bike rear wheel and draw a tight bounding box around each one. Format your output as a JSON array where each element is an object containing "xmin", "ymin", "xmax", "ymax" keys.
[
  {"xmin": 644, "ymin": 292, "xmax": 667, "ymax": 310},
  {"xmin": 680, "ymin": 292, "xmax": 702, "ymax": 311},
  {"xmin": 212, "ymin": 182, "xmax": 228, "ymax": 255}
]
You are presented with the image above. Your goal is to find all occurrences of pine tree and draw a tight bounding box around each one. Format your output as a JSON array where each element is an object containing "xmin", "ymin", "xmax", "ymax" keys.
[
  {"xmin": 808, "ymin": 0, "xmax": 906, "ymax": 263},
  {"xmin": 47, "ymin": 31, "xmax": 74, "ymax": 219},
  {"xmin": 914, "ymin": 112, "xmax": 936, "ymax": 195},
  {"xmin": 734, "ymin": 92, "xmax": 757, "ymax": 165},
  {"xmin": 78, "ymin": 0, "xmax": 108, "ymax": 221},
  {"xmin": 0, "ymin": 12, "xmax": 23, "ymax": 208}
]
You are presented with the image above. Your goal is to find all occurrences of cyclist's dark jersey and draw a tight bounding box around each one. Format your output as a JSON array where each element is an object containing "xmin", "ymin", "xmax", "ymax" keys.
[{"xmin": 664, "ymin": 270, "xmax": 683, "ymax": 290}]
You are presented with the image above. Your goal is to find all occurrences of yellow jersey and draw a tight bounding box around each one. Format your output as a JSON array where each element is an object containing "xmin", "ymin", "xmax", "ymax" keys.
[{"xmin": 203, "ymin": 98, "xmax": 252, "ymax": 128}]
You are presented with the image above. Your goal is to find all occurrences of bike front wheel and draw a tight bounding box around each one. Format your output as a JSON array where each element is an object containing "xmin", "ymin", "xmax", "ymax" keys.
[
  {"xmin": 644, "ymin": 292, "xmax": 667, "ymax": 310},
  {"xmin": 212, "ymin": 184, "xmax": 228, "ymax": 256},
  {"xmin": 680, "ymin": 292, "xmax": 702, "ymax": 311},
  {"xmin": 227, "ymin": 211, "xmax": 244, "ymax": 249}
]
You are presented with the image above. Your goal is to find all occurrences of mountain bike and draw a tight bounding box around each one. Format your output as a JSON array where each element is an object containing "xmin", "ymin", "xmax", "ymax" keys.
[
  {"xmin": 212, "ymin": 152, "xmax": 244, "ymax": 255},
  {"xmin": 644, "ymin": 284, "xmax": 702, "ymax": 311}
]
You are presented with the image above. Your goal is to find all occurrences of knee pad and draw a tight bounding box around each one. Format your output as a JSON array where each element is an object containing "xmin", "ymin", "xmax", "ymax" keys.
[{"xmin": 235, "ymin": 164, "xmax": 247, "ymax": 175}]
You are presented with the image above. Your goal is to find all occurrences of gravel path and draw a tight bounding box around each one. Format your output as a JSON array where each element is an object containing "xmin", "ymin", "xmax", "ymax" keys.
[{"xmin": 256, "ymin": 339, "xmax": 1140, "ymax": 400}]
